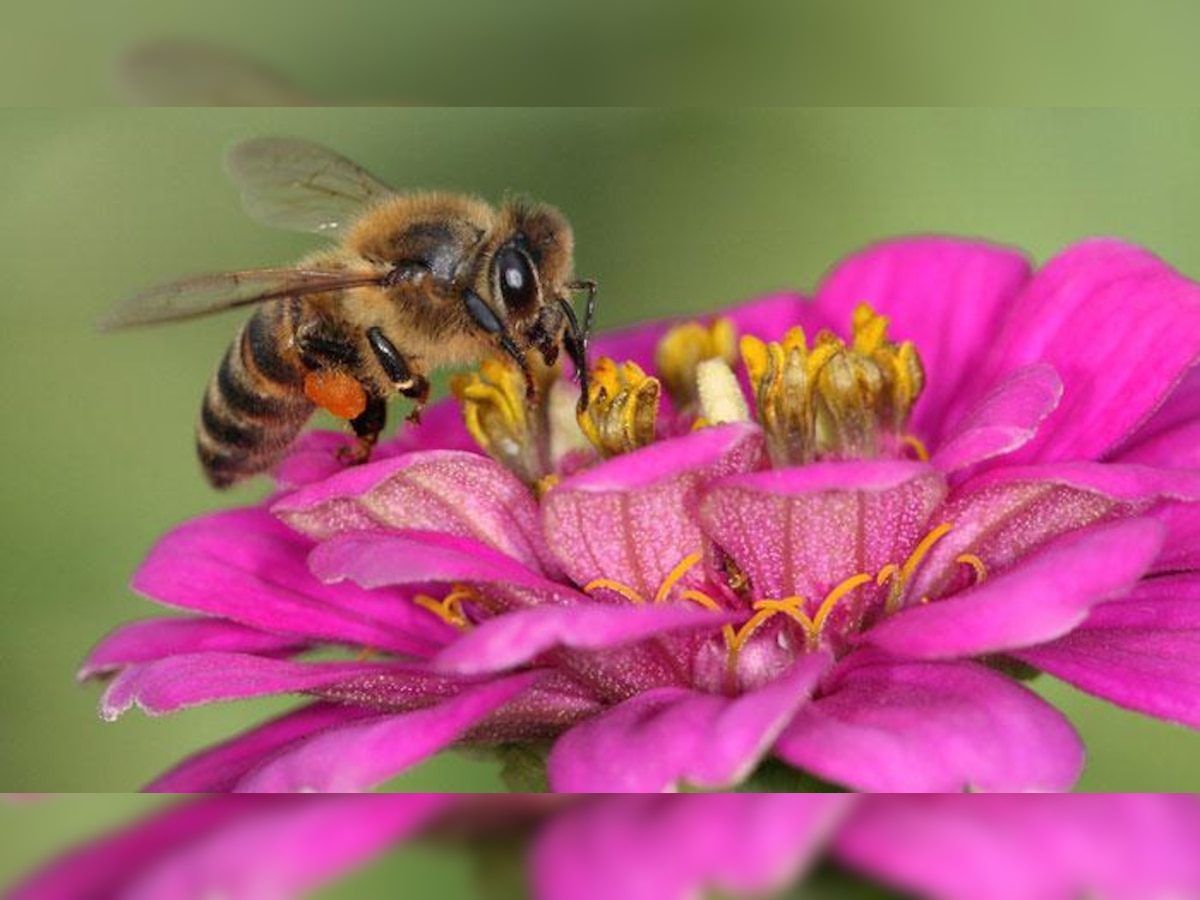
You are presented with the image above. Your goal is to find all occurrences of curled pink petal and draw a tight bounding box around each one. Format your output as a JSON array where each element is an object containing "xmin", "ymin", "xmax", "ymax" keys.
[
  {"xmin": 100, "ymin": 653, "xmax": 405, "ymax": 720},
  {"xmin": 275, "ymin": 450, "xmax": 552, "ymax": 573},
  {"xmin": 80, "ymin": 617, "xmax": 300, "ymax": 680},
  {"xmin": 931, "ymin": 363, "xmax": 1063, "ymax": 473},
  {"xmin": 775, "ymin": 659, "xmax": 1083, "ymax": 792},
  {"xmin": 309, "ymin": 530, "xmax": 581, "ymax": 604}
]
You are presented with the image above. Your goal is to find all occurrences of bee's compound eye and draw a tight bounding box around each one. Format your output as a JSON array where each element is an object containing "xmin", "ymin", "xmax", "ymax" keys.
[{"xmin": 495, "ymin": 247, "xmax": 538, "ymax": 313}]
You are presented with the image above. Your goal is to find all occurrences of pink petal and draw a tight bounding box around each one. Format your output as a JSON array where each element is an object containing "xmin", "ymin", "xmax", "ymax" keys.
[
  {"xmin": 1156, "ymin": 501, "xmax": 1200, "ymax": 572},
  {"xmin": 1115, "ymin": 421, "xmax": 1200, "ymax": 470},
  {"xmin": 1115, "ymin": 365, "xmax": 1200, "ymax": 459},
  {"xmin": 8, "ymin": 798, "xmax": 249, "ymax": 900},
  {"xmin": 547, "ymin": 654, "xmax": 829, "ymax": 792},
  {"xmin": 272, "ymin": 431, "xmax": 359, "ymax": 490},
  {"xmin": 235, "ymin": 672, "xmax": 540, "ymax": 792},
  {"xmin": 273, "ymin": 400, "xmax": 477, "ymax": 489},
  {"xmin": 930, "ymin": 363, "xmax": 1063, "ymax": 473},
  {"xmin": 909, "ymin": 461, "xmax": 1200, "ymax": 601},
  {"xmin": 866, "ymin": 518, "xmax": 1164, "ymax": 659},
  {"xmin": 1016, "ymin": 575, "xmax": 1200, "ymax": 728},
  {"xmin": 309, "ymin": 530, "xmax": 581, "ymax": 605},
  {"xmin": 542, "ymin": 423, "xmax": 765, "ymax": 601},
  {"xmin": 146, "ymin": 702, "xmax": 380, "ymax": 792},
  {"xmin": 532, "ymin": 795, "xmax": 851, "ymax": 900},
  {"xmin": 435, "ymin": 603, "xmax": 737, "ymax": 676},
  {"xmin": 814, "ymin": 237, "xmax": 1032, "ymax": 440},
  {"xmin": 134, "ymin": 508, "xmax": 451, "ymax": 655},
  {"xmin": 979, "ymin": 240, "xmax": 1200, "ymax": 463},
  {"xmin": 701, "ymin": 461, "xmax": 946, "ymax": 601},
  {"xmin": 775, "ymin": 659, "xmax": 1083, "ymax": 792},
  {"xmin": 274, "ymin": 450, "xmax": 553, "ymax": 574},
  {"xmin": 79, "ymin": 617, "xmax": 300, "ymax": 680},
  {"xmin": 100, "ymin": 653, "xmax": 405, "ymax": 720},
  {"xmin": 122, "ymin": 796, "xmax": 456, "ymax": 900},
  {"xmin": 834, "ymin": 796, "xmax": 1200, "ymax": 900}
]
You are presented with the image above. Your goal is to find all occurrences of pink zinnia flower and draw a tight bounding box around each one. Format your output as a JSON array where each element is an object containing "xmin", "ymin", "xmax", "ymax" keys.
[
  {"xmin": 84, "ymin": 237, "xmax": 1200, "ymax": 793},
  {"xmin": 13, "ymin": 795, "xmax": 1200, "ymax": 899}
]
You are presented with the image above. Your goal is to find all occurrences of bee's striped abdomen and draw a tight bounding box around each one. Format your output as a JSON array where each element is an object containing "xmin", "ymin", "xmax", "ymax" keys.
[{"xmin": 196, "ymin": 304, "xmax": 314, "ymax": 488}]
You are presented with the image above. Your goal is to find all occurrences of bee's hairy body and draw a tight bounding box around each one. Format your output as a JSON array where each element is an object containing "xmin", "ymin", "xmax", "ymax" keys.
[{"xmin": 193, "ymin": 191, "xmax": 582, "ymax": 487}]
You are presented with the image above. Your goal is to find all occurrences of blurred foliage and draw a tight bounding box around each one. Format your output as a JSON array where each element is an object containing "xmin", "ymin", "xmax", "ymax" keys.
[
  {"xmin": 5, "ymin": 108, "xmax": 1200, "ymax": 890},
  {"xmin": 5, "ymin": 1, "xmax": 1200, "ymax": 104}
]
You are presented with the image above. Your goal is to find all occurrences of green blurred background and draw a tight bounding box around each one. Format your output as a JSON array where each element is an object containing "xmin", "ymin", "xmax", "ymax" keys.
[{"xmin": 6, "ymin": 108, "xmax": 1200, "ymax": 889}]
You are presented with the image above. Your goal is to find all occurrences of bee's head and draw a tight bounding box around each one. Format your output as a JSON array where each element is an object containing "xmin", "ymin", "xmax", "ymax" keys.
[
  {"xmin": 483, "ymin": 199, "xmax": 592, "ymax": 411},
  {"xmin": 486, "ymin": 200, "xmax": 575, "ymax": 324}
]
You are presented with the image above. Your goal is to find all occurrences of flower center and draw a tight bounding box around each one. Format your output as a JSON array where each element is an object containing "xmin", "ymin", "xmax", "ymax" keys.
[{"xmin": 740, "ymin": 304, "xmax": 926, "ymax": 466}]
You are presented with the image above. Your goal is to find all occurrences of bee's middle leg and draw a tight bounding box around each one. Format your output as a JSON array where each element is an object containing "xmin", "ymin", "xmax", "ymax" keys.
[
  {"xmin": 366, "ymin": 327, "xmax": 430, "ymax": 425},
  {"xmin": 342, "ymin": 394, "xmax": 388, "ymax": 465}
]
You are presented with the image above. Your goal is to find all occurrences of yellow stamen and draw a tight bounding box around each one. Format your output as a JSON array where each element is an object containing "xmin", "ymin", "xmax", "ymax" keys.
[
  {"xmin": 875, "ymin": 563, "xmax": 900, "ymax": 586},
  {"xmin": 812, "ymin": 572, "xmax": 873, "ymax": 635},
  {"xmin": 900, "ymin": 522, "xmax": 954, "ymax": 586},
  {"xmin": 414, "ymin": 591, "xmax": 472, "ymax": 629},
  {"xmin": 741, "ymin": 304, "xmax": 926, "ymax": 465},
  {"xmin": 534, "ymin": 474, "xmax": 561, "ymax": 498},
  {"xmin": 902, "ymin": 434, "xmax": 931, "ymax": 462},
  {"xmin": 883, "ymin": 521, "xmax": 955, "ymax": 613},
  {"xmin": 582, "ymin": 578, "xmax": 646, "ymax": 605},
  {"xmin": 681, "ymin": 589, "xmax": 737, "ymax": 649},
  {"xmin": 728, "ymin": 607, "xmax": 782, "ymax": 654},
  {"xmin": 655, "ymin": 318, "xmax": 738, "ymax": 412},
  {"xmin": 956, "ymin": 553, "xmax": 989, "ymax": 585},
  {"xmin": 654, "ymin": 552, "xmax": 702, "ymax": 604},
  {"xmin": 452, "ymin": 356, "xmax": 560, "ymax": 485},
  {"xmin": 577, "ymin": 357, "xmax": 662, "ymax": 457},
  {"xmin": 355, "ymin": 646, "xmax": 378, "ymax": 662}
]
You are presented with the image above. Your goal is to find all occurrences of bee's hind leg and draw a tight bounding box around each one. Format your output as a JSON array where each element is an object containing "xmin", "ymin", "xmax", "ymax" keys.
[
  {"xmin": 341, "ymin": 394, "xmax": 388, "ymax": 465},
  {"xmin": 401, "ymin": 375, "xmax": 431, "ymax": 425}
]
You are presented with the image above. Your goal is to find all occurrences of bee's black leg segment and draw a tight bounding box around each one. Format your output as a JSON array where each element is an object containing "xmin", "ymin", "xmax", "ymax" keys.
[
  {"xmin": 366, "ymin": 327, "xmax": 413, "ymax": 385},
  {"xmin": 463, "ymin": 289, "xmax": 505, "ymax": 335},
  {"xmin": 463, "ymin": 289, "xmax": 536, "ymax": 402},
  {"xmin": 567, "ymin": 280, "xmax": 597, "ymax": 349},
  {"xmin": 342, "ymin": 393, "xmax": 388, "ymax": 465},
  {"xmin": 500, "ymin": 333, "xmax": 537, "ymax": 403},
  {"xmin": 558, "ymin": 296, "xmax": 591, "ymax": 412}
]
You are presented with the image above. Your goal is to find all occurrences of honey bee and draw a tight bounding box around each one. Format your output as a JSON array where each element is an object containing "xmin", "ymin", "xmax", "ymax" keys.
[{"xmin": 102, "ymin": 137, "xmax": 595, "ymax": 488}]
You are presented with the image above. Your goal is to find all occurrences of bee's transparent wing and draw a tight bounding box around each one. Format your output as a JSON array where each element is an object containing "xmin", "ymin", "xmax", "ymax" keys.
[
  {"xmin": 100, "ymin": 267, "xmax": 385, "ymax": 330},
  {"xmin": 113, "ymin": 40, "xmax": 319, "ymax": 107},
  {"xmin": 224, "ymin": 137, "xmax": 395, "ymax": 235}
]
